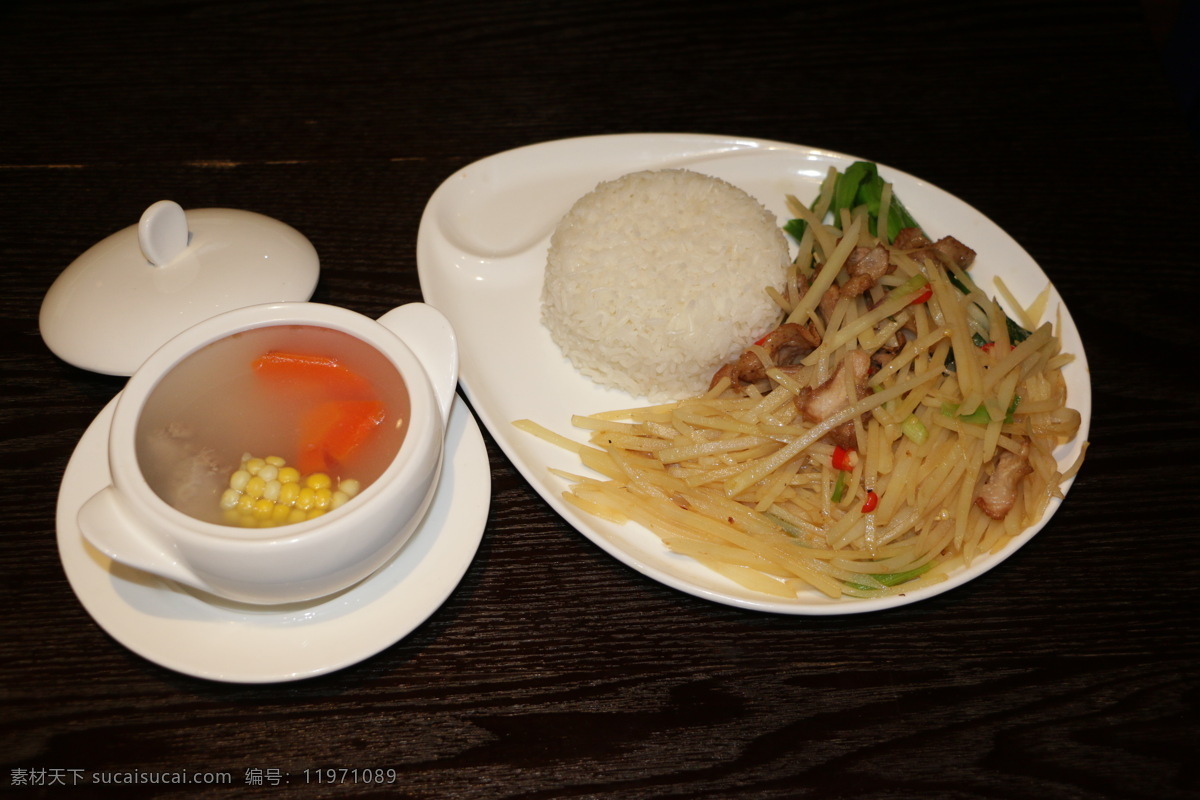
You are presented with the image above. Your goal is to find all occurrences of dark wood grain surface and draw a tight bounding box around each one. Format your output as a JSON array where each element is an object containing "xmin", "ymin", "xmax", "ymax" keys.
[{"xmin": 3, "ymin": 1, "xmax": 1198, "ymax": 798}]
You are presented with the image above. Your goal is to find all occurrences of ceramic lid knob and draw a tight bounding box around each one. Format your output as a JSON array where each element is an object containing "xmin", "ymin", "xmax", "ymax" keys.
[{"xmin": 138, "ymin": 200, "xmax": 190, "ymax": 267}]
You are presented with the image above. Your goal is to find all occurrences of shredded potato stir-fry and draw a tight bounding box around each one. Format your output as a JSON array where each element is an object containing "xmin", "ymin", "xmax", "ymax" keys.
[{"xmin": 518, "ymin": 169, "xmax": 1086, "ymax": 600}]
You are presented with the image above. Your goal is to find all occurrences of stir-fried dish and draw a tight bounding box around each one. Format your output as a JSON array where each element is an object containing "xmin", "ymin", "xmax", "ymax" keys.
[{"xmin": 519, "ymin": 163, "xmax": 1085, "ymax": 600}]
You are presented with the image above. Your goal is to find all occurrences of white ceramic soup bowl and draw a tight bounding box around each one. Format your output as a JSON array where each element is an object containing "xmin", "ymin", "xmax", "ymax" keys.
[{"xmin": 78, "ymin": 301, "xmax": 458, "ymax": 605}]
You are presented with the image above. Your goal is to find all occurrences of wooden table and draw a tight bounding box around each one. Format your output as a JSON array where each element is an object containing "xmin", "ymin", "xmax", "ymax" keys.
[{"xmin": 3, "ymin": 1, "xmax": 1197, "ymax": 797}]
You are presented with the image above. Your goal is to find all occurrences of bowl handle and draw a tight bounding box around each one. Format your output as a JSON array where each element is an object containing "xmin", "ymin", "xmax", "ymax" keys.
[
  {"xmin": 376, "ymin": 303, "xmax": 459, "ymax": 422},
  {"xmin": 78, "ymin": 486, "xmax": 209, "ymax": 591}
]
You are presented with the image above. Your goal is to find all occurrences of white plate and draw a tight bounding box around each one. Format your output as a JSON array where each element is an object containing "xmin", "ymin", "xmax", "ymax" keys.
[
  {"xmin": 56, "ymin": 393, "xmax": 490, "ymax": 682},
  {"xmin": 417, "ymin": 133, "xmax": 1091, "ymax": 615}
]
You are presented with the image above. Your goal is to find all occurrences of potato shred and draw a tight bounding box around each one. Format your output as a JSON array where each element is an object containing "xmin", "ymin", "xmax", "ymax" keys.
[{"xmin": 517, "ymin": 170, "xmax": 1086, "ymax": 601}]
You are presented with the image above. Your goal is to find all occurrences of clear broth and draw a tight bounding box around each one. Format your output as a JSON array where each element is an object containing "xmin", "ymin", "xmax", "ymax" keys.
[{"xmin": 136, "ymin": 325, "xmax": 410, "ymax": 525}]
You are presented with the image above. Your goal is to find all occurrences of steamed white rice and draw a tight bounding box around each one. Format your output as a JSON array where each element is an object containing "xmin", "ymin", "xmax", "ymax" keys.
[{"xmin": 540, "ymin": 169, "xmax": 790, "ymax": 400}]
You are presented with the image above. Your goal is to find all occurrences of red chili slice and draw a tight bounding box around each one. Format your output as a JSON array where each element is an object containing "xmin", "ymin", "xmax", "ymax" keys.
[
  {"xmin": 832, "ymin": 445, "xmax": 858, "ymax": 472},
  {"xmin": 908, "ymin": 286, "xmax": 933, "ymax": 305}
]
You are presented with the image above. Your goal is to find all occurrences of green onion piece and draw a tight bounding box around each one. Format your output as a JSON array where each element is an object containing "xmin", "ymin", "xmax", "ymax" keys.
[
  {"xmin": 1005, "ymin": 394, "xmax": 1021, "ymax": 423},
  {"xmin": 940, "ymin": 395, "xmax": 1021, "ymax": 426},
  {"xmin": 892, "ymin": 273, "xmax": 930, "ymax": 301},
  {"xmin": 762, "ymin": 511, "xmax": 806, "ymax": 540},
  {"xmin": 901, "ymin": 414, "xmax": 929, "ymax": 444},
  {"xmin": 941, "ymin": 401, "xmax": 990, "ymax": 425},
  {"xmin": 874, "ymin": 562, "xmax": 935, "ymax": 586},
  {"xmin": 844, "ymin": 562, "xmax": 935, "ymax": 591},
  {"xmin": 960, "ymin": 405, "xmax": 992, "ymax": 425},
  {"xmin": 831, "ymin": 471, "xmax": 847, "ymax": 503}
]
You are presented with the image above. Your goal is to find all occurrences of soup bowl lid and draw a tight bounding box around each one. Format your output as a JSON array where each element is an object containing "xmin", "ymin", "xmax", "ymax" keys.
[{"xmin": 39, "ymin": 201, "xmax": 321, "ymax": 377}]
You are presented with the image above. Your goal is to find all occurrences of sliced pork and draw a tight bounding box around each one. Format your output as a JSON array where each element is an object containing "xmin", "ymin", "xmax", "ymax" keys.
[{"xmin": 975, "ymin": 439, "xmax": 1033, "ymax": 520}]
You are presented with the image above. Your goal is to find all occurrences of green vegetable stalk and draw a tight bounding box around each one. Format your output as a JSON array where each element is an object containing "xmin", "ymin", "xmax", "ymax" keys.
[
  {"xmin": 845, "ymin": 561, "xmax": 935, "ymax": 591},
  {"xmin": 941, "ymin": 395, "xmax": 1021, "ymax": 426},
  {"xmin": 831, "ymin": 470, "xmax": 847, "ymax": 503},
  {"xmin": 784, "ymin": 161, "xmax": 921, "ymax": 245}
]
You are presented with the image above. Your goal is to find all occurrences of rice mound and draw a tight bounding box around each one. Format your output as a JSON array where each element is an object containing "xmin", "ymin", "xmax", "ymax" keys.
[{"xmin": 540, "ymin": 169, "xmax": 790, "ymax": 400}]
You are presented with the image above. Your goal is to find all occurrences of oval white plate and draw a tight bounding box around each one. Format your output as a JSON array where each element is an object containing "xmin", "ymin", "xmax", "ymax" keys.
[
  {"xmin": 57, "ymin": 394, "xmax": 490, "ymax": 682},
  {"xmin": 417, "ymin": 133, "xmax": 1091, "ymax": 615}
]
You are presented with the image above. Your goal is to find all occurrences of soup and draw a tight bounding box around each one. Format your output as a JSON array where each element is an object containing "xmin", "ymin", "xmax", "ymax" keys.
[{"xmin": 135, "ymin": 325, "xmax": 410, "ymax": 527}]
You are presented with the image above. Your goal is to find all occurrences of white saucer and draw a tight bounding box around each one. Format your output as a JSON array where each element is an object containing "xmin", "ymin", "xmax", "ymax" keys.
[{"xmin": 56, "ymin": 392, "xmax": 490, "ymax": 683}]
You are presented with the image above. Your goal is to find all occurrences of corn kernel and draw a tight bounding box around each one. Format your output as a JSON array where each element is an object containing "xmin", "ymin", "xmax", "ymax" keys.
[
  {"xmin": 252, "ymin": 498, "xmax": 275, "ymax": 520},
  {"xmin": 338, "ymin": 478, "xmax": 360, "ymax": 497},
  {"xmin": 245, "ymin": 457, "xmax": 266, "ymax": 475},
  {"xmin": 237, "ymin": 514, "xmax": 258, "ymax": 528},
  {"xmin": 313, "ymin": 487, "xmax": 333, "ymax": 510},
  {"xmin": 271, "ymin": 503, "xmax": 292, "ymax": 523},
  {"xmin": 244, "ymin": 475, "xmax": 267, "ymax": 499},
  {"xmin": 263, "ymin": 479, "xmax": 282, "ymax": 502},
  {"xmin": 306, "ymin": 508, "xmax": 326, "ymax": 521},
  {"xmin": 235, "ymin": 494, "xmax": 255, "ymax": 514},
  {"xmin": 219, "ymin": 488, "xmax": 241, "ymax": 510},
  {"xmin": 305, "ymin": 472, "xmax": 332, "ymax": 492},
  {"xmin": 265, "ymin": 455, "xmax": 286, "ymax": 467},
  {"xmin": 295, "ymin": 486, "xmax": 316, "ymax": 511},
  {"xmin": 278, "ymin": 481, "xmax": 301, "ymax": 507},
  {"xmin": 257, "ymin": 464, "xmax": 279, "ymax": 483},
  {"xmin": 277, "ymin": 466, "xmax": 300, "ymax": 484},
  {"xmin": 331, "ymin": 490, "xmax": 350, "ymax": 509},
  {"xmin": 229, "ymin": 469, "xmax": 251, "ymax": 492},
  {"xmin": 287, "ymin": 508, "xmax": 307, "ymax": 525}
]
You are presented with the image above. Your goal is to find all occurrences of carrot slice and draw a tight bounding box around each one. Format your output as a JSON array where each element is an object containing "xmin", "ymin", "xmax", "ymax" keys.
[
  {"xmin": 296, "ymin": 400, "xmax": 387, "ymax": 474},
  {"xmin": 253, "ymin": 351, "xmax": 373, "ymax": 400}
]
